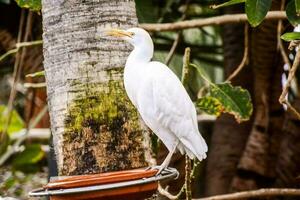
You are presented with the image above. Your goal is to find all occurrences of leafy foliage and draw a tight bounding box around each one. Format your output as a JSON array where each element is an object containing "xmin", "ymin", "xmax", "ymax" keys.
[
  {"xmin": 0, "ymin": 105, "xmax": 24, "ymax": 136},
  {"xmin": 12, "ymin": 144, "xmax": 45, "ymax": 172},
  {"xmin": 245, "ymin": 0, "xmax": 272, "ymax": 27},
  {"xmin": 287, "ymin": 0, "xmax": 300, "ymax": 26},
  {"xmin": 211, "ymin": 0, "xmax": 245, "ymax": 9},
  {"xmin": 15, "ymin": 0, "xmax": 41, "ymax": 11},
  {"xmin": 219, "ymin": 0, "xmax": 300, "ymax": 27},
  {"xmin": 281, "ymin": 32, "xmax": 300, "ymax": 41},
  {"xmin": 191, "ymin": 64, "xmax": 253, "ymax": 122}
]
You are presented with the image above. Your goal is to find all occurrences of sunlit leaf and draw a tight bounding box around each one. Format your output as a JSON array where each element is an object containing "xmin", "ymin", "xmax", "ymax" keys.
[
  {"xmin": 15, "ymin": 0, "xmax": 41, "ymax": 11},
  {"xmin": 211, "ymin": 0, "xmax": 245, "ymax": 9},
  {"xmin": 245, "ymin": 0, "xmax": 272, "ymax": 27},
  {"xmin": 281, "ymin": 32, "xmax": 300, "ymax": 41},
  {"xmin": 286, "ymin": 0, "xmax": 300, "ymax": 26},
  {"xmin": 0, "ymin": 105, "xmax": 24, "ymax": 136},
  {"xmin": 26, "ymin": 70, "xmax": 45, "ymax": 78},
  {"xmin": 197, "ymin": 96, "xmax": 223, "ymax": 116},
  {"xmin": 12, "ymin": 144, "xmax": 45, "ymax": 172}
]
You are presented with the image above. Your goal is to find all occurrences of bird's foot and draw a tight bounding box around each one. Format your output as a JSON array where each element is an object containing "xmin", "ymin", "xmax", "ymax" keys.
[
  {"xmin": 155, "ymin": 165, "xmax": 167, "ymax": 176},
  {"xmin": 145, "ymin": 165, "xmax": 166, "ymax": 175}
]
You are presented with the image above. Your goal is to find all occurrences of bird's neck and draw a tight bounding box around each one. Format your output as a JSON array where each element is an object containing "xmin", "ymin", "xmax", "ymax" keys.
[{"xmin": 126, "ymin": 43, "xmax": 154, "ymax": 66}]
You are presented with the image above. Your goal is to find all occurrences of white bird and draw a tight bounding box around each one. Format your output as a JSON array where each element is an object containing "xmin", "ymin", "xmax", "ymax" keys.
[{"xmin": 106, "ymin": 28, "xmax": 208, "ymax": 174}]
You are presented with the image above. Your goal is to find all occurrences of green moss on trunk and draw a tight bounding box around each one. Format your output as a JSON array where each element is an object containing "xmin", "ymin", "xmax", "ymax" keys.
[{"xmin": 61, "ymin": 69, "xmax": 147, "ymax": 175}]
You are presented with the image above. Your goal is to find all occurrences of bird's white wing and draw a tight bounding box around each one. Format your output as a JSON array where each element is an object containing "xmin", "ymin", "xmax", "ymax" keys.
[{"xmin": 138, "ymin": 61, "xmax": 207, "ymax": 161}]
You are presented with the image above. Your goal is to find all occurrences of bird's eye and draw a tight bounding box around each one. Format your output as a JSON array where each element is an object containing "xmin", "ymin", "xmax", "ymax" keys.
[{"xmin": 130, "ymin": 32, "xmax": 135, "ymax": 37}]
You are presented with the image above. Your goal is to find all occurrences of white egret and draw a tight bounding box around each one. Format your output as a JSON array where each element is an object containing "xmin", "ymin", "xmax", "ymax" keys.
[{"xmin": 106, "ymin": 28, "xmax": 208, "ymax": 174}]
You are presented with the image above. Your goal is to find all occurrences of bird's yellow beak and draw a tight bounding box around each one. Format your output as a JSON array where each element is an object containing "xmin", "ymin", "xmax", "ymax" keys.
[{"xmin": 105, "ymin": 29, "xmax": 134, "ymax": 38}]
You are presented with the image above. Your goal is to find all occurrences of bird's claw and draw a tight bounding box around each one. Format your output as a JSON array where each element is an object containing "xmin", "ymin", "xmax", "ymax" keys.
[
  {"xmin": 145, "ymin": 165, "xmax": 165, "ymax": 175},
  {"xmin": 156, "ymin": 166, "xmax": 164, "ymax": 176},
  {"xmin": 146, "ymin": 165, "xmax": 180, "ymax": 179}
]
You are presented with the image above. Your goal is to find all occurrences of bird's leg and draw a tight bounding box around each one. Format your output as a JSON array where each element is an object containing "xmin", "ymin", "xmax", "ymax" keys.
[{"xmin": 156, "ymin": 140, "xmax": 179, "ymax": 175}]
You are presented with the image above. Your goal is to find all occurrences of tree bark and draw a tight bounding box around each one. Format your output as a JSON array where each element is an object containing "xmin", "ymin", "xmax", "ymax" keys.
[{"xmin": 42, "ymin": 0, "xmax": 153, "ymax": 175}]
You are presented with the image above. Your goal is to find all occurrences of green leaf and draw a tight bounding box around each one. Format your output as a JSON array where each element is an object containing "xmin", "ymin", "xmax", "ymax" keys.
[
  {"xmin": 296, "ymin": 0, "xmax": 300, "ymax": 16},
  {"xmin": 211, "ymin": 0, "xmax": 245, "ymax": 9},
  {"xmin": 281, "ymin": 32, "xmax": 300, "ymax": 41},
  {"xmin": 12, "ymin": 144, "xmax": 44, "ymax": 172},
  {"xmin": 0, "ymin": 105, "xmax": 24, "ymax": 136},
  {"xmin": 26, "ymin": 70, "xmax": 45, "ymax": 78},
  {"xmin": 286, "ymin": 0, "xmax": 300, "ymax": 26},
  {"xmin": 15, "ymin": 0, "xmax": 41, "ymax": 11},
  {"xmin": 210, "ymin": 83, "xmax": 253, "ymax": 122},
  {"xmin": 197, "ymin": 96, "xmax": 223, "ymax": 116},
  {"xmin": 245, "ymin": 0, "xmax": 272, "ymax": 27}
]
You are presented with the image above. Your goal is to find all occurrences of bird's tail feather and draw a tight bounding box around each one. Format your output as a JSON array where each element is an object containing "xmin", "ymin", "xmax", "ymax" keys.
[{"xmin": 180, "ymin": 133, "xmax": 208, "ymax": 162}]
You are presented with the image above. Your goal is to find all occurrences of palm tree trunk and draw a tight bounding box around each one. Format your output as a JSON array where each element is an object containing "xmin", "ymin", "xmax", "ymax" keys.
[{"xmin": 42, "ymin": 0, "xmax": 152, "ymax": 176}]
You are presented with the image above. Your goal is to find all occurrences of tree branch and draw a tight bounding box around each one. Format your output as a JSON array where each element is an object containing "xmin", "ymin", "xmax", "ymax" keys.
[
  {"xmin": 279, "ymin": 48, "xmax": 300, "ymax": 119},
  {"xmin": 165, "ymin": 32, "xmax": 182, "ymax": 65},
  {"xmin": 164, "ymin": 0, "xmax": 189, "ymax": 65},
  {"xmin": 195, "ymin": 188, "xmax": 300, "ymax": 200},
  {"xmin": 0, "ymin": 40, "xmax": 43, "ymax": 63},
  {"xmin": 277, "ymin": 0, "xmax": 291, "ymax": 69},
  {"xmin": 181, "ymin": 47, "xmax": 191, "ymax": 86},
  {"xmin": 185, "ymin": 155, "xmax": 192, "ymax": 200},
  {"xmin": 226, "ymin": 24, "xmax": 249, "ymax": 81},
  {"xmin": 140, "ymin": 11, "xmax": 286, "ymax": 32}
]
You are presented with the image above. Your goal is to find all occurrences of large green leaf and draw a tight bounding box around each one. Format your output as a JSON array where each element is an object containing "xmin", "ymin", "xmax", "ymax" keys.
[
  {"xmin": 281, "ymin": 32, "xmax": 300, "ymax": 41},
  {"xmin": 245, "ymin": 0, "xmax": 272, "ymax": 27},
  {"xmin": 211, "ymin": 0, "xmax": 245, "ymax": 9},
  {"xmin": 0, "ymin": 105, "xmax": 24, "ymax": 136},
  {"xmin": 210, "ymin": 83, "xmax": 252, "ymax": 122},
  {"xmin": 15, "ymin": 0, "xmax": 41, "ymax": 11},
  {"xmin": 286, "ymin": 0, "xmax": 300, "ymax": 26},
  {"xmin": 198, "ymin": 84, "xmax": 253, "ymax": 122},
  {"xmin": 191, "ymin": 63, "xmax": 252, "ymax": 122},
  {"xmin": 12, "ymin": 144, "xmax": 44, "ymax": 172}
]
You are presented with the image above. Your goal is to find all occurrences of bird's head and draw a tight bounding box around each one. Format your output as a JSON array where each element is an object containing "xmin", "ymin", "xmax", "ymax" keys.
[{"xmin": 105, "ymin": 27, "xmax": 153, "ymax": 48}]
